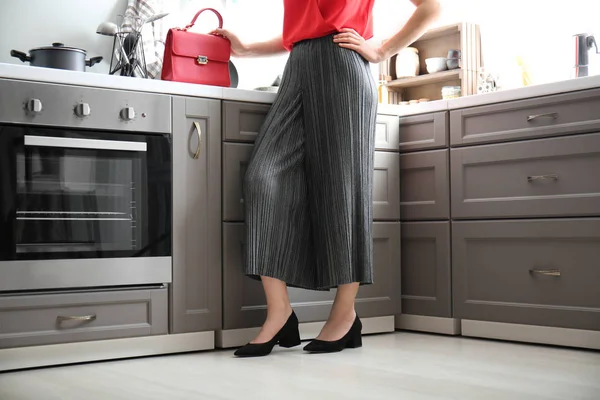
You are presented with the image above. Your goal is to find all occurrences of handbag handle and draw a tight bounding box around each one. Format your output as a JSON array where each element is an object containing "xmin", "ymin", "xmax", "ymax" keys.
[{"xmin": 184, "ymin": 8, "xmax": 223, "ymax": 31}]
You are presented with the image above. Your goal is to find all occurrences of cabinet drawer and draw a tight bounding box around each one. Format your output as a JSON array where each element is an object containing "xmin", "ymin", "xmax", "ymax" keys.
[
  {"xmin": 375, "ymin": 114, "xmax": 400, "ymax": 151},
  {"xmin": 401, "ymin": 222, "xmax": 451, "ymax": 317},
  {"xmin": 400, "ymin": 149, "xmax": 449, "ymax": 220},
  {"xmin": 223, "ymin": 144, "xmax": 400, "ymax": 222},
  {"xmin": 399, "ymin": 112, "xmax": 448, "ymax": 152},
  {"xmin": 0, "ymin": 288, "xmax": 168, "ymax": 349},
  {"xmin": 451, "ymin": 133, "xmax": 600, "ymax": 219},
  {"xmin": 450, "ymin": 88, "xmax": 600, "ymax": 146},
  {"xmin": 223, "ymin": 222, "xmax": 401, "ymax": 329},
  {"xmin": 452, "ymin": 219, "xmax": 600, "ymax": 331},
  {"xmin": 223, "ymin": 101, "xmax": 270, "ymax": 142}
]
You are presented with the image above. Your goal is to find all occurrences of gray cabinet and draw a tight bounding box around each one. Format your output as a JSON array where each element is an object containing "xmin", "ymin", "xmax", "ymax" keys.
[
  {"xmin": 399, "ymin": 112, "xmax": 448, "ymax": 152},
  {"xmin": 223, "ymin": 144, "xmax": 400, "ymax": 222},
  {"xmin": 452, "ymin": 219, "xmax": 600, "ymax": 331},
  {"xmin": 400, "ymin": 149, "xmax": 449, "ymax": 221},
  {"xmin": 374, "ymin": 151, "xmax": 400, "ymax": 221},
  {"xmin": 375, "ymin": 114, "xmax": 400, "ymax": 151},
  {"xmin": 0, "ymin": 288, "xmax": 168, "ymax": 349},
  {"xmin": 450, "ymin": 88, "xmax": 600, "ymax": 146},
  {"xmin": 451, "ymin": 132, "xmax": 600, "ymax": 219},
  {"xmin": 171, "ymin": 97, "xmax": 222, "ymax": 333},
  {"xmin": 223, "ymin": 222, "xmax": 401, "ymax": 329},
  {"xmin": 223, "ymin": 101, "xmax": 270, "ymax": 142},
  {"xmin": 401, "ymin": 222, "xmax": 451, "ymax": 317}
]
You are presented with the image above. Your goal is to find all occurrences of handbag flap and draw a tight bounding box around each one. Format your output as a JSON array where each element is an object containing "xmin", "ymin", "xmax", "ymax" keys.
[{"xmin": 169, "ymin": 30, "xmax": 230, "ymax": 63}]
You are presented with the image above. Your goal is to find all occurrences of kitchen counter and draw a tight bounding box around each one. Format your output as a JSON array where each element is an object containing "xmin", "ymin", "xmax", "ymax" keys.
[{"xmin": 2, "ymin": 62, "xmax": 600, "ymax": 114}]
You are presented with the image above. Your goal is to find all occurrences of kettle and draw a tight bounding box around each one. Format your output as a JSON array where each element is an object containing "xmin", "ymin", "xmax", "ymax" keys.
[{"xmin": 573, "ymin": 33, "xmax": 599, "ymax": 77}]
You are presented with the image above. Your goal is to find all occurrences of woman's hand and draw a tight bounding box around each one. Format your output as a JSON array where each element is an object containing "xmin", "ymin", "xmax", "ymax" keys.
[
  {"xmin": 333, "ymin": 28, "xmax": 385, "ymax": 63},
  {"xmin": 210, "ymin": 28, "xmax": 249, "ymax": 56}
]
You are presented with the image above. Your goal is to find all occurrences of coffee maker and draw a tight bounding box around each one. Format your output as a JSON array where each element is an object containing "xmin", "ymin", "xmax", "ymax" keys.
[{"xmin": 573, "ymin": 33, "xmax": 599, "ymax": 77}]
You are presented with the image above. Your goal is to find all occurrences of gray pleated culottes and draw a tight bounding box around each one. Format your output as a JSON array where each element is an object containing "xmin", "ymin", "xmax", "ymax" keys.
[{"xmin": 243, "ymin": 34, "xmax": 378, "ymax": 290}]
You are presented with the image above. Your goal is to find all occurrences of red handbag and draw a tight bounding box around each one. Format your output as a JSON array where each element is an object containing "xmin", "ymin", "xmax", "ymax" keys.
[{"xmin": 161, "ymin": 8, "xmax": 231, "ymax": 87}]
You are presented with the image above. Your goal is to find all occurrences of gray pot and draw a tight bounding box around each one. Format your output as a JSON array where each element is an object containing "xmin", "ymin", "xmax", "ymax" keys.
[{"xmin": 10, "ymin": 43, "xmax": 103, "ymax": 72}]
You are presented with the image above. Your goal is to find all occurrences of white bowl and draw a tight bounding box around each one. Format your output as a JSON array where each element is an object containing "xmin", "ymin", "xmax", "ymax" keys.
[{"xmin": 425, "ymin": 57, "xmax": 448, "ymax": 74}]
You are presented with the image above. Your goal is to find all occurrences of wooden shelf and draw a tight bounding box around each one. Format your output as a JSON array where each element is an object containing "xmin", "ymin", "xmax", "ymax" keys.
[
  {"xmin": 385, "ymin": 69, "xmax": 462, "ymax": 89},
  {"xmin": 415, "ymin": 23, "xmax": 461, "ymax": 42}
]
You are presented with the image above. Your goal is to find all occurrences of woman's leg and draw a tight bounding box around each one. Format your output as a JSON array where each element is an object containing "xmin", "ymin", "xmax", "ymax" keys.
[
  {"xmin": 317, "ymin": 283, "xmax": 359, "ymax": 341},
  {"xmin": 251, "ymin": 277, "xmax": 292, "ymax": 343}
]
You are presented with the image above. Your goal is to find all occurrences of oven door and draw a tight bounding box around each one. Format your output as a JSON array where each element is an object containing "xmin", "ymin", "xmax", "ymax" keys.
[{"xmin": 0, "ymin": 125, "xmax": 172, "ymax": 291}]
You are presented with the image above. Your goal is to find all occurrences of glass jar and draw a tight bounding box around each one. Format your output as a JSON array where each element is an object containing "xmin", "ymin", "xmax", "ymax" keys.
[{"xmin": 442, "ymin": 86, "xmax": 462, "ymax": 99}]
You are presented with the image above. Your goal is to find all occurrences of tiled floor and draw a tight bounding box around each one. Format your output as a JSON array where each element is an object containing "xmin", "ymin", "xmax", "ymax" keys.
[{"xmin": 1, "ymin": 332, "xmax": 599, "ymax": 400}]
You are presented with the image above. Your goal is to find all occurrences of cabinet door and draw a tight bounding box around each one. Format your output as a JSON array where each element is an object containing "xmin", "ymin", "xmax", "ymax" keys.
[
  {"xmin": 223, "ymin": 101, "xmax": 270, "ymax": 143},
  {"xmin": 452, "ymin": 219, "xmax": 600, "ymax": 331},
  {"xmin": 222, "ymin": 222, "xmax": 401, "ymax": 329},
  {"xmin": 171, "ymin": 97, "xmax": 222, "ymax": 333},
  {"xmin": 223, "ymin": 143, "xmax": 253, "ymax": 222},
  {"xmin": 401, "ymin": 222, "xmax": 451, "ymax": 317},
  {"xmin": 374, "ymin": 151, "xmax": 400, "ymax": 221},
  {"xmin": 400, "ymin": 149, "xmax": 450, "ymax": 221},
  {"xmin": 451, "ymin": 133, "xmax": 600, "ymax": 219},
  {"xmin": 375, "ymin": 114, "xmax": 400, "ymax": 151},
  {"xmin": 399, "ymin": 112, "xmax": 448, "ymax": 152},
  {"xmin": 450, "ymin": 88, "xmax": 600, "ymax": 146}
]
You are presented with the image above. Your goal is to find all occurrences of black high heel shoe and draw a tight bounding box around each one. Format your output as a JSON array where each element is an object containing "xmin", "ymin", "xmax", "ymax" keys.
[
  {"xmin": 234, "ymin": 311, "xmax": 301, "ymax": 357},
  {"xmin": 303, "ymin": 315, "xmax": 362, "ymax": 353}
]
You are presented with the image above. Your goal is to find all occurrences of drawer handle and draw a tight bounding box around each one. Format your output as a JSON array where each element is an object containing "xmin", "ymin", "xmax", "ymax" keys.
[
  {"xmin": 188, "ymin": 121, "xmax": 202, "ymax": 160},
  {"xmin": 57, "ymin": 314, "xmax": 97, "ymax": 323},
  {"xmin": 529, "ymin": 269, "xmax": 561, "ymax": 277},
  {"xmin": 527, "ymin": 174, "xmax": 558, "ymax": 182},
  {"xmin": 527, "ymin": 113, "xmax": 558, "ymax": 122}
]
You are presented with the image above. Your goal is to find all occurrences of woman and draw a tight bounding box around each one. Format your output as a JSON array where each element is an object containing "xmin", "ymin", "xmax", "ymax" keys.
[{"xmin": 213, "ymin": 0, "xmax": 440, "ymax": 357}]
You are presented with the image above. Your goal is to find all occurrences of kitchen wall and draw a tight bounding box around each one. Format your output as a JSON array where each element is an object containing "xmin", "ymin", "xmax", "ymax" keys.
[
  {"xmin": 0, "ymin": 0, "xmax": 225, "ymax": 75},
  {"xmin": 0, "ymin": 0, "xmax": 129, "ymax": 74}
]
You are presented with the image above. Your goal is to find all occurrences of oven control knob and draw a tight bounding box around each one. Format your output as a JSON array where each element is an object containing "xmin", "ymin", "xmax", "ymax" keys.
[
  {"xmin": 27, "ymin": 98, "xmax": 43, "ymax": 114},
  {"xmin": 74, "ymin": 103, "xmax": 91, "ymax": 118},
  {"xmin": 120, "ymin": 107, "xmax": 135, "ymax": 121}
]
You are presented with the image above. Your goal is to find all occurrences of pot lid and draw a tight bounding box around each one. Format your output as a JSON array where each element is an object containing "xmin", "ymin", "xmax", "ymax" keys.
[{"xmin": 30, "ymin": 42, "xmax": 87, "ymax": 54}]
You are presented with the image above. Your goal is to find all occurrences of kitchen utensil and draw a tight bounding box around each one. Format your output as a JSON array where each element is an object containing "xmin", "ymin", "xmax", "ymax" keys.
[
  {"xmin": 229, "ymin": 61, "xmax": 239, "ymax": 88},
  {"xmin": 10, "ymin": 43, "xmax": 102, "ymax": 72},
  {"xmin": 573, "ymin": 33, "xmax": 599, "ymax": 77},
  {"xmin": 425, "ymin": 57, "xmax": 447, "ymax": 74},
  {"xmin": 395, "ymin": 47, "xmax": 420, "ymax": 78},
  {"xmin": 96, "ymin": 21, "xmax": 119, "ymax": 36},
  {"xmin": 143, "ymin": 13, "xmax": 169, "ymax": 25}
]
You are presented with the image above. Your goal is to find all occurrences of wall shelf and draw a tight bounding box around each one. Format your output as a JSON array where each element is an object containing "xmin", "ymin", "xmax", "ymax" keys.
[
  {"xmin": 385, "ymin": 69, "xmax": 462, "ymax": 89},
  {"xmin": 379, "ymin": 22, "xmax": 482, "ymax": 104}
]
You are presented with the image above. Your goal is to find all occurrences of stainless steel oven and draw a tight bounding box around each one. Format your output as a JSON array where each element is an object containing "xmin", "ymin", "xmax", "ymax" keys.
[{"xmin": 0, "ymin": 79, "xmax": 172, "ymax": 292}]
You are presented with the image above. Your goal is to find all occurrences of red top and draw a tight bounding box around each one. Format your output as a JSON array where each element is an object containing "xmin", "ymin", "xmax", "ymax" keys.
[{"xmin": 282, "ymin": 0, "xmax": 375, "ymax": 51}]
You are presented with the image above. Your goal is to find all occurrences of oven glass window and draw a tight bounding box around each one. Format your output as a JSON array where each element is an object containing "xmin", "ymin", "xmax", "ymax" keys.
[{"xmin": 0, "ymin": 126, "xmax": 171, "ymax": 260}]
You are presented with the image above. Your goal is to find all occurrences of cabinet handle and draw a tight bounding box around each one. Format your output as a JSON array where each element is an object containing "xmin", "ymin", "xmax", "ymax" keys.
[
  {"xmin": 527, "ymin": 113, "xmax": 558, "ymax": 122},
  {"xmin": 57, "ymin": 314, "xmax": 97, "ymax": 323},
  {"xmin": 188, "ymin": 121, "xmax": 202, "ymax": 160},
  {"xmin": 529, "ymin": 269, "xmax": 561, "ymax": 277},
  {"xmin": 527, "ymin": 174, "xmax": 558, "ymax": 182}
]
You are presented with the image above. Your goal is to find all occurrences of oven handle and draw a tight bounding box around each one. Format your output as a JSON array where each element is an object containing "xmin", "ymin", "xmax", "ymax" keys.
[{"xmin": 24, "ymin": 135, "xmax": 147, "ymax": 152}]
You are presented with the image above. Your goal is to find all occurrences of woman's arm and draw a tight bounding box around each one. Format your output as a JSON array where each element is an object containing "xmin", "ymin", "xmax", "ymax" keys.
[
  {"xmin": 378, "ymin": 0, "xmax": 441, "ymax": 60},
  {"xmin": 334, "ymin": 0, "xmax": 441, "ymax": 63},
  {"xmin": 210, "ymin": 28, "xmax": 286, "ymax": 57}
]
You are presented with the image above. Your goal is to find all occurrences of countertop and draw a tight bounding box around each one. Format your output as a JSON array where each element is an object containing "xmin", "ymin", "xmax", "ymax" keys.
[{"xmin": 2, "ymin": 63, "xmax": 600, "ymax": 115}]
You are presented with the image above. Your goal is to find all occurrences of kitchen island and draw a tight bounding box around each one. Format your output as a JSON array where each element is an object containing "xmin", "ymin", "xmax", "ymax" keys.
[{"xmin": 1, "ymin": 62, "xmax": 599, "ymax": 371}]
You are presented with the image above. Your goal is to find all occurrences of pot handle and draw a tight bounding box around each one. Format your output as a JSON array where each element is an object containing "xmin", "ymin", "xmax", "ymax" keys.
[
  {"xmin": 10, "ymin": 50, "xmax": 31, "ymax": 63},
  {"xmin": 86, "ymin": 56, "xmax": 104, "ymax": 67}
]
